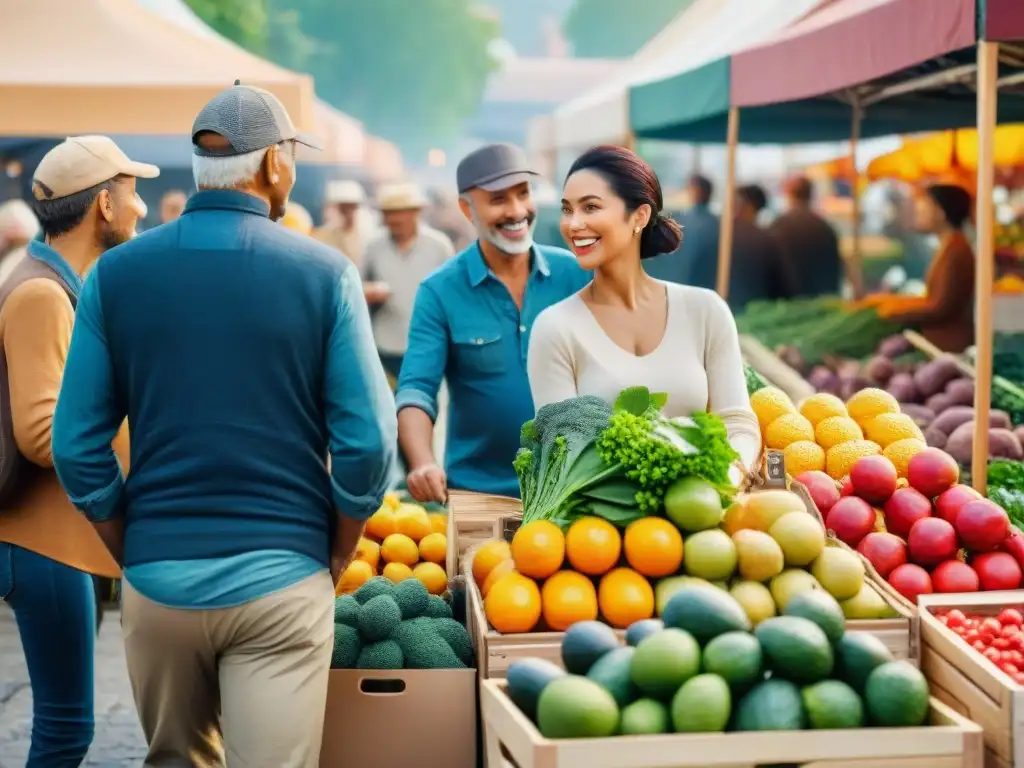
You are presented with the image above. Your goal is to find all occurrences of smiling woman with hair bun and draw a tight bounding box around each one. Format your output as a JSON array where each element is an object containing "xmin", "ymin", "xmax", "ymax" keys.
[{"xmin": 526, "ymin": 145, "xmax": 761, "ymax": 473}]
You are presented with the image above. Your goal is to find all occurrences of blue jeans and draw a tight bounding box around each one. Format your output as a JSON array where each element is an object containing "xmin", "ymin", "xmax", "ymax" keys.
[{"xmin": 0, "ymin": 543, "xmax": 95, "ymax": 766}]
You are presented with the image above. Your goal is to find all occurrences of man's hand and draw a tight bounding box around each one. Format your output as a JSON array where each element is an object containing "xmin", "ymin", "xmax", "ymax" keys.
[
  {"xmin": 364, "ymin": 281, "xmax": 391, "ymax": 305},
  {"xmin": 406, "ymin": 462, "xmax": 447, "ymax": 503}
]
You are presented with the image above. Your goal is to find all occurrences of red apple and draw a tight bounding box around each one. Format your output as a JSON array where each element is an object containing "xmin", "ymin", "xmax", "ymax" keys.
[
  {"xmin": 826, "ymin": 496, "xmax": 876, "ymax": 547},
  {"xmin": 906, "ymin": 448, "xmax": 960, "ymax": 498},
  {"xmin": 795, "ymin": 470, "xmax": 841, "ymax": 516},
  {"xmin": 934, "ymin": 484, "xmax": 982, "ymax": 526},
  {"xmin": 972, "ymin": 551, "xmax": 1023, "ymax": 591},
  {"xmin": 839, "ymin": 476, "xmax": 854, "ymax": 497},
  {"xmin": 931, "ymin": 560, "xmax": 980, "ymax": 593},
  {"xmin": 1001, "ymin": 525, "xmax": 1024, "ymax": 571},
  {"xmin": 888, "ymin": 563, "xmax": 933, "ymax": 603},
  {"xmin": 907, "ymin": 517, "xmax": 959, "ymax": 567},
  {"xmin": 857, "ymin": 532, "xmax": 908, "ymax": 578},
  {"xmin": 883, "ymin": 487, "xmax": 933, "ymax": 539},
  {"xmin": 850, "ymin": 455, "xmax": 899, "ymax": 504},
  {"xmin": 956, "ymin": 500, "xmax": 1011, "ymax": 553}
]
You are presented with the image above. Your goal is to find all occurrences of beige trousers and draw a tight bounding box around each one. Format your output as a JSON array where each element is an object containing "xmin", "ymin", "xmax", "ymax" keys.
[{"xmin": 121, "ymin": 571, "xmax": 335, "ymax": 768}]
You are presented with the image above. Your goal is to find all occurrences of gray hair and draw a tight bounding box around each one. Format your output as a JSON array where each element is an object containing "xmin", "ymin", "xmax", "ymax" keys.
[{"xmin": 192, "ymin": 140, "xmax": 294, "ymax": 190}]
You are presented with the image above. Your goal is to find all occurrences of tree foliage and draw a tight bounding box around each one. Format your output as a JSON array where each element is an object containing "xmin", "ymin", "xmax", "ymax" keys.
[
  {"xmin": 187, "ymin": 0, "xmax": 500, "ymax": 153},
  {"xmin": 563, "ymin": 0, "xmax": 697, "ymax": 58}
]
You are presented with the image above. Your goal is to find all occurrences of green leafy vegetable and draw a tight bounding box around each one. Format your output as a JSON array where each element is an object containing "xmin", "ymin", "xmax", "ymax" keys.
[{"xmin": 988, "ymin": 459, "xmax": 1024, "ymax": 492}]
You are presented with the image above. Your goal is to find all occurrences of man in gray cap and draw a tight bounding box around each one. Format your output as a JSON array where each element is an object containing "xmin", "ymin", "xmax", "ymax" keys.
[
  {"xmin": 51, "ymin": 82, "xmax": 396, "ymax": 767},
  {"xmin": 396, "ymin": 143, "xmax": 587, "ymax": 502}
]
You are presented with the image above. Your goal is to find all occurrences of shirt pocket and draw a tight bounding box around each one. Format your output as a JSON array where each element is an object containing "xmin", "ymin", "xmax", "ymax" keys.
[{"xmin": 451, "ymin": 331, "xmax": 506, "ymax": 376}]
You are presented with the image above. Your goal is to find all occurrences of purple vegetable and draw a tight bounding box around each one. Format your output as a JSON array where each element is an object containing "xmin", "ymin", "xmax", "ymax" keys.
[
  {"xmin": 913, "ymin": 357, "xmax": 962, "ymax": 399},
  {"xmin": 865, "ymin": 355, "xmax": 896, "ymax": 386},
  {"xmin": 898, "ymin": 404, "xmax": 936, "ymax": 429},
  {"xmin": 886, "ymin": 373, "xmax": 919, "ymax": 403},
  {"xmin": 943, "ymin": 378, "xmax": 975, "ymax": 406},
  {"xmin": 925, "ymin": 393, "xmax": 955, "ymax": 415},
  {"xmin": 924, "ymin": 426, "xmax": 948, "ymax": 449},
  {"xmin": 931, "ymin": 405, "xmax": 975, "ymax": 435},
  {"xmin": 879, "ymin": 334, "xmax": 912, "ymax": 359},
  {"xmin": 808, "ymin": 365, "xmax": 838, "ymax": 391},
  {"xmin": 991, "ymin": 410, "xmax": 1013, "ymax": 430},
  {"xmin": 945, "ymin": 422, "xmax": 975, "ymax": 464},
  {"xmin": 776, "ymin": 345, "xmax": 806, "ymax": 374},
  {"xmin": 1015, "ymin": 425, "xmax": 1024, "ymax": 446},
  {"xmin": 990, "ymin": 429, "xmax": 1024, "ymax": 460}
]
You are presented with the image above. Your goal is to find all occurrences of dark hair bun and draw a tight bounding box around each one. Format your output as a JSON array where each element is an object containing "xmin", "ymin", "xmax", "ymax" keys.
[{"xmin": 640, "ymin": 215, "xmax": 682, "ymax": 260}]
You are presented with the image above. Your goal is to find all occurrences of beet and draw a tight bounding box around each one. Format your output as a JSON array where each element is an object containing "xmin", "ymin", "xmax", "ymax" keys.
[
  {"xmin": 898, "ymin": 404, "xmax": 935, "ymax": 429},
  {"xmin": 914, "ymin": 358, "xmax": 962, "ymax": 398},
  {"xmin": 879, "ymin": 334, "xmax": 912, "ymax": 358},
  {"xmin": 925, "ymin": 392, "xmax": 955, "ymax": 415},
  {"xmin": 886, "ymin": 373, "xmax": 918, "ymax": 403},
  {"xmin": 943, "ymin": 378, "xmax": 975, "ymax": 406},
  {"xmin": 865, "ymin": 355, "xmax": 896, "ymax": 385}
]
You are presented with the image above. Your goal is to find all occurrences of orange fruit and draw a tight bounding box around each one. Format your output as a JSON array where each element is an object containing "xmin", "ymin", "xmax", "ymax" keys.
[
  {"xmin": 354, "ymin": 537, "xmax": 381, "ymax": 571},
  {"xmin": 380, "ymin": 533, "xmax": 419, "ymax": 567},
  {"xmin": 472, "ymin": 540, "xmax": 512, "ymax": 587},
  {"xmin": 485, "ymin": 573, "xmax": 542, "ymax": 633},
  {"xmin": 337, "ymin": 560, "xmax": 374, "ymax": 595},
  {"xmin": 418, "ymin": 532, "xmax": 447, "ymax": 564},
  {"xmin": 623, "ymin": 518, "xmax": 684, "ymax": 578},
  {"xmin": 481, "ymin": 559, "xmax": 517, "ymax": 597},
  {"xmin": 365, "ymin": 508, "xmax": 397, "ymax": 541},
  {"xmin": 565, "ymin": 517, "xmax": 621, "ymax": 575},
  {"xmin": 413, "ymin": 562, "xmax": 449, "ymax": 595},
  {"xmin": 598, "ymin": 568, "xmax": 654, "ymax": 628},
  {"xmin": 382, "ymin": 562, "xmax": 414, "ymax": 583},
  {"xmin": 395, "ymin": 505, "xmax": 432, "ymax": 542},
  {"xmin": 383, "ymin": 491, "xmax": 402, "ymax": 511},
  {"xmin": 541, "ymin": 571, "xmax": 598, "ymax": 631},
  {"xmin": 511, "ymin": 521, "xmax": 565, "ymax": 579},
  {"xmin": 428, "ymin": 513, "xmax": 448, "ymax": 535}
]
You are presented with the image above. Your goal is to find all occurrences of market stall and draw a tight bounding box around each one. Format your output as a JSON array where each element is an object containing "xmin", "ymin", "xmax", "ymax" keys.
[{"xmin": 0, "ymin": 0, "xmax": 316, "ymax": 135}]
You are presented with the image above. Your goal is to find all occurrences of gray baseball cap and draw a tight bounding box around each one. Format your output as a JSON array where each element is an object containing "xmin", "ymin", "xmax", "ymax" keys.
[
  {"xmin": 456, "ymin": 143, "xmax": 539, "ymax": 194},
  {"xmin": 192, "ymin": 80, "xmax": 322, "ymax": 157}
]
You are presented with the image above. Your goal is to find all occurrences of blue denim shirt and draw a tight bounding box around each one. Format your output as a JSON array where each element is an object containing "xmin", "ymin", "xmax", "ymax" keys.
[
  {"xmin": 51, "ymin": 190, "xmax": 396, "ymax": 608},
  {"xmin": 396, "ymin": 243, "xmax": 588, "ymax": 497}
]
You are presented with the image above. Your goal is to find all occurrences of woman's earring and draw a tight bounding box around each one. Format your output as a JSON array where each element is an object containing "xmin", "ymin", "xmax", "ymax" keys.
[{"xmin": 634, "ymin": 226, "xmax": 641, "ymax": 234}]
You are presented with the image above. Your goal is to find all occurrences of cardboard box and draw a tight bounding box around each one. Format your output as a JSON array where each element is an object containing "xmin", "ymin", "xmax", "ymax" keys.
[{"xmin": 320, "ymin": 668, "xmax": 477, "ymax": 768}]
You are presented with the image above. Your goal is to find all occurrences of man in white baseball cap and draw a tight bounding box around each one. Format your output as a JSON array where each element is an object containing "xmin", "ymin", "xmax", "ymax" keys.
[{"xmin": 313, "ymin": 179, "xmax": 369, "ymax": 266}]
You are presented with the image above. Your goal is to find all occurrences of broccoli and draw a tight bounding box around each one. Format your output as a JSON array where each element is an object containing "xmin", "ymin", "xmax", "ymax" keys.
[{"xmin": 595, "ymin": 387, "xmax": 740, "ymax": 512}]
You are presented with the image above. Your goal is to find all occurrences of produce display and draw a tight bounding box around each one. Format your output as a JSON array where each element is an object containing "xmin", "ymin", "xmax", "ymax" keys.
[
  {"xmin": 331, "ymin": 576, "xmax": 473, "ymax": 670},
  {"xmin": 337, "ymin": 494, "xmax": 450, "ymax": 596},
  {"xmin": 744, "ymin": 364, "xmax": 769, "ymax": 396},
  {"xmin": 503, "ymin": 588, "xmax": 929, "ymax": 739},
  {"xmin": 474, "ymin": 486, "xmax": 899, "ymax": 636},
  {"xmin": 797, "ymin": 447, "xmax": 1024, "ymax": 602},
  {"xmin": 966, "ymin": 334, "xmax": 1024, "ymax": 426},
  {"xmin": 986, "ymin": 459, "xmax": 1024, "ymax": 528},
  {"xmin": 736, "ymin": 298, "xmax": 901, "ymax": 369},
  {"xmin": 751, "ymin": 385, "xmax": 930, "ymax": 480},
  {"xmin": 929, "ymin": 606, "xmax": 1024, "ymax": 683}
]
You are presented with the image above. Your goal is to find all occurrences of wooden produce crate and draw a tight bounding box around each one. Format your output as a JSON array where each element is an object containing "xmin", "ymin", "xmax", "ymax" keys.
[
  {"xmin": 917, "ymin": 592, "xmax": 1024, "ymax": 768},
  {"xmin": 463, "ymin": 548, "xmax": 626, "ymax": 679},
  {"xmin": 789, "ymin": 480, "xmax": 917, "ymax": 660},
  {"xmin": 481, "ymin": 679, "xmax": 984, "ymax": 768},
  {"xmin": 446, "ymin": 491, "xmax": 522, "ymax": 578}
]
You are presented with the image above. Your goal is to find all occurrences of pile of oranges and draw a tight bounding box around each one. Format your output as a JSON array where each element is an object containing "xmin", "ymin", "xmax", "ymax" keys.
[
  {"xmin": 474, "ymin": 516, "xmax": 684, "ymax": 634},
  {"xmin": 337, "ymin": 493, "xmax": 450, "ymax": 596}
]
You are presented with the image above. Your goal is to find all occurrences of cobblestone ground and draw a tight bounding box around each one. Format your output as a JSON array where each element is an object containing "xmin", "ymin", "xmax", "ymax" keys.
[{"xmin": 0, "ymin": 606, "xmax": 147, "ymax": 767}]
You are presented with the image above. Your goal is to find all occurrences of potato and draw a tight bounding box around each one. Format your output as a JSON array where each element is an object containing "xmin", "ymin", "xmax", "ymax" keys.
[
  {"xmin": 925, "ymin": 393, "xmax": 956, "ymax": 416},
  {"xmin": 913, "ymin": 357, "xmax": 962, "ymax": 398},
  {"xmin": 944, "ymin": 421, "xmax": 975, "ymax": 464},
  {"xmin": 808, "ymin": 366, "xmax": 839, "ymax": 394},
  {"xmin": 991, "ymin": 410, "xmax": 1013, "ymax": 430},
  {"xmin": 924, "ymin": 426, "xmax": 948, "ymax": 449},
  {"xmin": 898, "ymin": 404, "xmax": 936, "ymax": 428},
  {"xmin": 865, "ymin": 355, "xmax": 896, "ymax": 385},
  {"xmin": 990, "ymin": 428, "xmax": 1024, "ymax": 460},
  {"xmin": 944, "ymin": 378, "xmax": 975, "ymax": 406},
  {"xmin": 886, "ymin": 373, "xmax": 919, "ymax": 403},
  {"xmin": 1015, "ymin": 425, "xmax": 1024, "ymax": 446},
  {"xmin": 879, "ymin": 334, "xmax": 913, "ymax": 359},
  {"xmin": 931, "ymin": 405, "xmax": 975, "ymax": 436}
]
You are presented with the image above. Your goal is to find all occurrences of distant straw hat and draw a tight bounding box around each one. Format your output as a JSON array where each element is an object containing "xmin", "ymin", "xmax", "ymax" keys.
[
  {"xmin": 377, "ymin": 182, "xmax": 427, "ymax": 212},
  {"xmin": 326, "ymin": 179, "xmax": 366, "ymax": 204}
]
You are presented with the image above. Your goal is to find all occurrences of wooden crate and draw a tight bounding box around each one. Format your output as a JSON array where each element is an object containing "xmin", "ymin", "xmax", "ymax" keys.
[
  {"xmin": 446, "ymin": 491, "xmax": 522, "ymax": 578},
  {"xmin": 481, "ymin": 679, "xmax": 984, "ymax": 768},
  {"xmin": 917, "ymin": 592, "xmax": 1024, "ymax": 768},
  {"xmin": 789, "ymin": 480, "xmax": 916, "ymax": 660}
]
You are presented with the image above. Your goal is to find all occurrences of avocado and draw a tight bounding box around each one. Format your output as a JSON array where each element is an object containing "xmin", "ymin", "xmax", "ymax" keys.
[
  {"xmin": 755, "ymin": 616, "xmax": 834, "ymax": 685},
  {"xmin": 734, "ymin": 679, "xmax": 807, "ymax": 731},
  {"xmin": 701, "ymin": 631, "xmax": 763, "ymax": 688},
  {"xmin": 561, "ymin": 621, "xmax": 621, "ymax": 675},
  {"xmin": 353, "ymin": 576, "xmax": 394, "ymax": 605},
  {"xmin": 835, "ymin": 632, "xmax": 895, "ymax": 693},
  {"xmin": 356, "ymin": 639, "xmax": 404, "ymax": 670},
  {"xmin": 619, "ymin": 698, "xmax": 670, "ymax": 735},
  {"xmin": 586, "ymin": 646, "xmax": 638, "ymax": 707},
  {"xmin": 333, "ymin": 594, "xmax": 360, "ymax": 626},
  {"xmin": 671, "ymin": 674, "xmax": 731, "ymax": 732},
  {"xmin": 392, "ymin": 578, "xmax": 430, "ymax": 620},
  {"xmin": 432, "ymin": 617, "xmax": 475, "ymax": 666},
  {"xmin": 661, "ymin": 586, "xmax": 751, "ymax": 644},
  {"xmin": 802, "ymin": 679, "xmax": 865, "ymax": 729},
  {"xmin": 357, "ymin": 595, "xmax": 403, "ymax": 642},
  {"xmin": 783, "ymin": 590, "xmax": 846, "ymax": 645},
  {"xmin": 423, "ymin": 594, "xmax": 453, "ymax": 619},
  {"xmin": 393, "ymin": 618, "xmax": 465, "ymax": 669},
  {"xmin": 864, "ymin": 661, "xmax": 929, "ymax": 726},
  {"xmin": 506, "ymin": 658, "xmax": 567, "ymax": 722},
  {"xmin": 331, "ymin": 623, "xmax": 362, "ymax": 669}
]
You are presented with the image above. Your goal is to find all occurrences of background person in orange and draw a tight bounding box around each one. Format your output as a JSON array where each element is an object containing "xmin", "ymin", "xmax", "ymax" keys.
[{"xmin": 0, "ymin": 135, "xmax": 151, "ymax": 766}]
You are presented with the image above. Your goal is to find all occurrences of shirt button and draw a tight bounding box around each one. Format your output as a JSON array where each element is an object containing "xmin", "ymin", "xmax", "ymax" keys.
[{"xmin": 519, "ymin": 324, "xmax": 526, "ymax": 332}]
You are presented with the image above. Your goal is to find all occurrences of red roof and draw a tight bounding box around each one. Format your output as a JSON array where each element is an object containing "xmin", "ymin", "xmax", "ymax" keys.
[
  {"xmin": 986, "ymin": 0, "xmax": 1024, "ymax": 41},
  {"xmin": 730, "ymin": 0, "xmax": 976, "ymax": 108}
]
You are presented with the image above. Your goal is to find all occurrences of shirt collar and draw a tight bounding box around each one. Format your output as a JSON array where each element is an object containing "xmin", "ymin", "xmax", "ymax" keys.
[
  {"xmin": 184, "ymin": 190, "xmax": 271, "ymax": 218},
  {"xmin": 465, "ymin": 242, "xmax": 550, "ymax": 287},
  {"xmin": 27, "ymin": 240, "xmax": 84, "ymax": 297}
]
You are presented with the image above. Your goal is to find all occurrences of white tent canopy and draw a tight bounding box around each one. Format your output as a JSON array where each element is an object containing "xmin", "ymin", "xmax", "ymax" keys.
[{"xmin": 552, "ymin": 0, "xmax": 820, "ymax": 151}]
